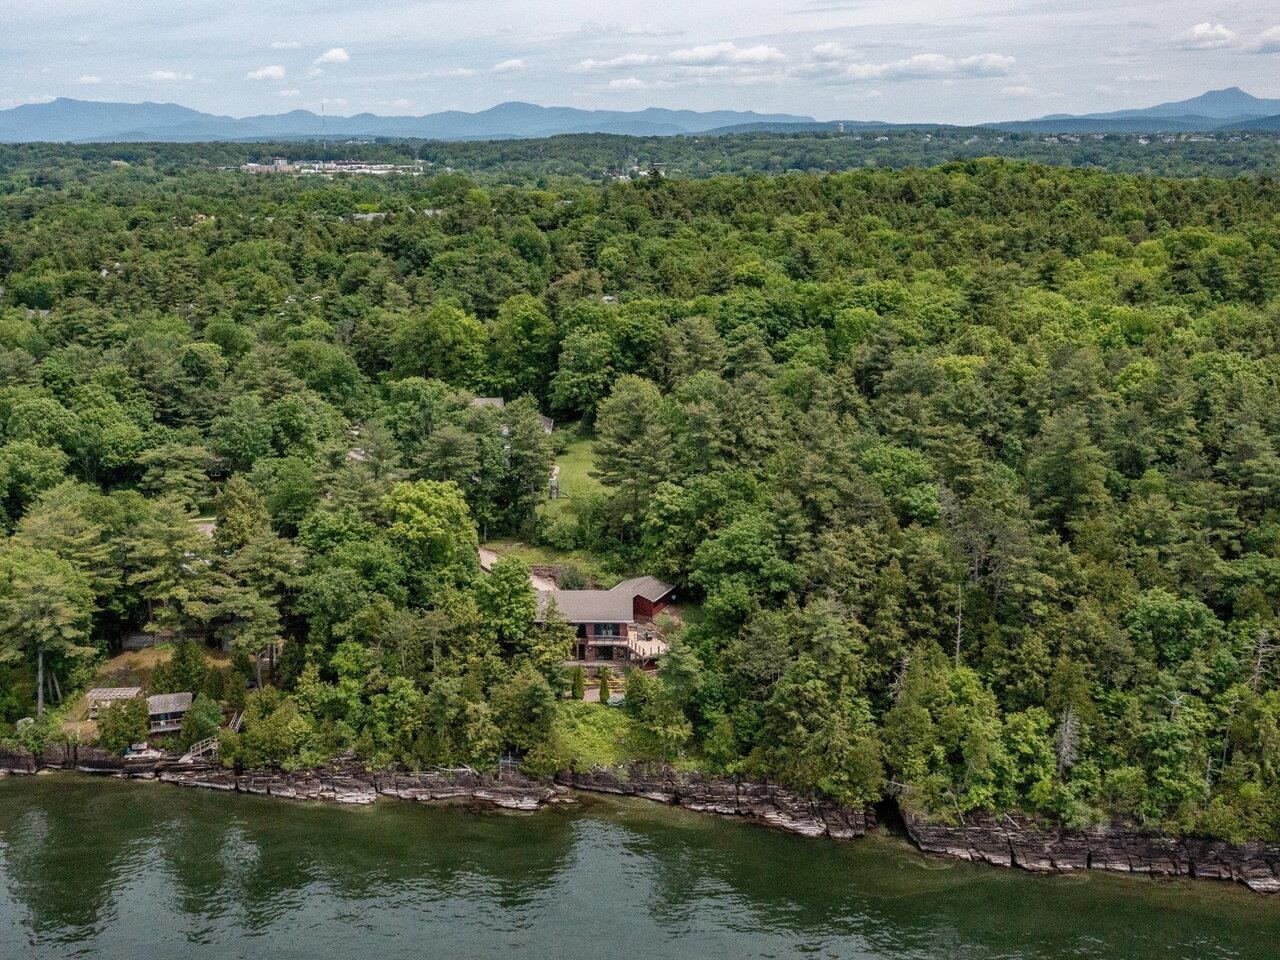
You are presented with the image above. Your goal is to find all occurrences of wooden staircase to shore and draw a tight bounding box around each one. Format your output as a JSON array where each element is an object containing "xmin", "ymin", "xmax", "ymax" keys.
[{"xmin": 179, "ymin": 736, "xmax": 220, "ymax": 763}]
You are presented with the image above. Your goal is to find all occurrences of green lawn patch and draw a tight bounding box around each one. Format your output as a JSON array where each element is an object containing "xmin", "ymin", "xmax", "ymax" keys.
[
  {"xmin": 483, "ymin": 538, "xmax": 613, "ymax": 585},
  {"xmin": 539, "ymin": 437, "xmax": 603, "ymax": 522}
]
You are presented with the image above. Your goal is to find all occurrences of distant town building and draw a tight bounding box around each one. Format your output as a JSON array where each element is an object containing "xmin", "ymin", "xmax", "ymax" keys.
[{"xmin": 239, "ymin": 158, "xmax": 423, "ymax": 177}]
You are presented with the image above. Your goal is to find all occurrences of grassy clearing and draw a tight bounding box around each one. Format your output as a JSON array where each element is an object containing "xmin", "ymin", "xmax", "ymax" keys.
[
  {"xmin": 483, "ymin": 437, "xmax": 616, "ymax": 583},
  {"xmin": 483, "ymin": 539, "xmax": 613, "ymax": 585},
  {"xmin": 539, "ymin": 437, "xmax": 603, "ymax": 522}
]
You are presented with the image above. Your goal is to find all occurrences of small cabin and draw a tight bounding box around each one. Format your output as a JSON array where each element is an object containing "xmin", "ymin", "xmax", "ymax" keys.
[{"xmin": 146, "ymin": 692, "xmax": 193, "ymax": 735}]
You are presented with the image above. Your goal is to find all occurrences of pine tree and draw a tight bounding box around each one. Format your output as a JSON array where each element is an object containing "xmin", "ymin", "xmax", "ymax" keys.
[{"xmin": 0, "ymin": 545, "xmax": 95, "ymax": 715}]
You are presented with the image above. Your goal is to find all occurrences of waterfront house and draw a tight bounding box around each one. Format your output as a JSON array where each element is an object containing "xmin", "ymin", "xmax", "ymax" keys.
[
  {"xmin": 86, "ymin": 687, "xmax": 142, "ymax": 719},
  {"xmin": 147, "ymin": 692, "xmax": 193, "ymax": 735},
  {"xmin": 535, "ymin": 576, "xmax": 675, "ymax": 668}
]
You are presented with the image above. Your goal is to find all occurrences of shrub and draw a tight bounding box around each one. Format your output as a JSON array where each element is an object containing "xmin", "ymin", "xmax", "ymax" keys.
[
  {"xmin": 179, "ymin": 694, "xmax": 223, "ymax": 750},
  {"xmin": 97, "ymin": 697, "xmax": 148, "ymax": 754}
]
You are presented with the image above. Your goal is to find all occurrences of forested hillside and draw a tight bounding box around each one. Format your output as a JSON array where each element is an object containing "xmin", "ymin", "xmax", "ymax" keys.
[
  {"xmin": 3, "ymin": 127, "xmax": 1280, "ymax": 188},
  {"xmin": 1, "ymin": 156, "xmax": 1279, "ymax": 843}
]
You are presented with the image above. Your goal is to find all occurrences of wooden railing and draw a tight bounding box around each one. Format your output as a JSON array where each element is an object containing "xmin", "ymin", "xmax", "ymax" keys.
[{"xmin": 180, "ymin": 737, "xmax": 220, "ymax": 762}]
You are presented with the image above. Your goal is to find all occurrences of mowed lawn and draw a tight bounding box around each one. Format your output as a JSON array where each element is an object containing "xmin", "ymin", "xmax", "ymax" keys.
[
  {"xmin": 540, "ymin": 437, "xmax": 603, "ymax": 521},
  {"xmin": 482, "ymin": 437, "xmax": 611, "ymax": 582}
]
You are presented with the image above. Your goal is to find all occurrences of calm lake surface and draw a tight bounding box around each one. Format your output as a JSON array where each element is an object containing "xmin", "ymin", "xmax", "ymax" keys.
[{"xmin": 0, "ymin": 775, "xmax": 1277, "ymax": 959}]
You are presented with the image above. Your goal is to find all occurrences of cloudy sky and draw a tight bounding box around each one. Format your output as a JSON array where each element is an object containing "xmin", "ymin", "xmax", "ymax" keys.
[{"xmin": 3, "ymin": 0, "xmax": 1280, "ymax": 121}]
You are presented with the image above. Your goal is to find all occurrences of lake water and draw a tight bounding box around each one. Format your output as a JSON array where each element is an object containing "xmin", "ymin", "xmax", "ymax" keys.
[{"xmin": 0, "ymin": 775, "xmax": 1277, "ymax": 959}]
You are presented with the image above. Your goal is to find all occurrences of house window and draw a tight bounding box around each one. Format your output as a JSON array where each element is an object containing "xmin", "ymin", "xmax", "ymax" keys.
[{"xmin": 593, "ymin": 622, "xmax": 619, "ymax": 638}]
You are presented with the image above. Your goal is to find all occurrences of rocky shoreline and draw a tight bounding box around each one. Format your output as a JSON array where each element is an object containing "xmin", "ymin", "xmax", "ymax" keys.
[
  {"xmin": 0, "ymin": 744, "xmax": 561, "ymax": 810},
  {"xmin": 901, "ymin": 808, "xmax": 1280, "ymax": 895},
  {"xmin": 556, "ymin": 764, "xmax": 875, "ymax": 839},
  {"xmin": 5, "ymin": 744, "xmax": 1279, "ymax": 894}
]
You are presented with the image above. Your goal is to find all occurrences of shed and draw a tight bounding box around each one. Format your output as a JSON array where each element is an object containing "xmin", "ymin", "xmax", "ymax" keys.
[
  {"xmin": 86, "ymin": 687, "xmax": 143, "ymax": 719},
  {"xmin": 612, "ymin": 576, "xmax": 676, "ymax": 620}
]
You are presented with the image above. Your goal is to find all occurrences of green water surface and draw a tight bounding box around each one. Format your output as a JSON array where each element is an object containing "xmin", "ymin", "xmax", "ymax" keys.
[{"xmin": 0, "ymin": 775, "xmax": 1276, "ymax": 959}]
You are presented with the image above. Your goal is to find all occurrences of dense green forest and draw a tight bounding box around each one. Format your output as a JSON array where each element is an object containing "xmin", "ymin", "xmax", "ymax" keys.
[
  {"xmin": 3, "ymin": 127, "xmax": 1280, "ymax": 188},
  {"xmin": 1, "ymin": 152, "xmax": 1279, "ymax": 845}
]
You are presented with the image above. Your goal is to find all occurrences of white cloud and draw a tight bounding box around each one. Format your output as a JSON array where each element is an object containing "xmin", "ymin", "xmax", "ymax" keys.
[
  {"xmin": 607, "ymin": 76, "xmax": 648, "ymax": 91},
  {"xmin": 76, "ymin": 75, "xmax": 102, "ymax": 85},
  {"xmin": 669, "ymin": 42, "xmax": 785, "ymax": 65},
  {"xmin": 246, "ymin": 65, "xmax": 286, "ymax": 81},
  {"xmin": 436, "ymin": 67, "xmax": 478, "ymax": 78},
  {"xmin": 385, "ymin": 98, "xmax": 417, "ymax": 111},
  {"xmin": 270, "ymin": 40, "xmax": 300, "ymax": 50},
  {"xmin": 306, "ymin": 67, "xmax": 323, "ymax": 78},
  {"xmin": 1245, "ymin": 26, "xmax": 1280, "ymax": 54},
  {"xmin": 279, "ymin": 88, "xmax": 300, "ymax": 97},
  {"xmin": 493, "ymin": 58, "xmax": 526, "ymax": 72},
  {"xmin": 1175, "ymin": 23, "xmax": 1237, "ymax": 50},
  {"xmin": 313, "ymin": 47, "xmax": 350, "ymax": 65},
  {"xmin": 1002, "ymin": 85, "xmax": 1038, "ymax": 97},
  {"xmin": 1115, "ymin": 73, "xmax": 1164, "ymax": 83},
  {"xmin": 574, "ymin": 53, "xmax": 661, "ymax": 73},
  {"xmin": 841, "ymin": 53, "xmax": 1015, "ymax": 82},
  {"xmin": 811, "ymin": 42, "xmax": 847, "ymax": 61},
  {"xmin": 147, "ymin": 70, "xmax": 193, "ymax": 82}
]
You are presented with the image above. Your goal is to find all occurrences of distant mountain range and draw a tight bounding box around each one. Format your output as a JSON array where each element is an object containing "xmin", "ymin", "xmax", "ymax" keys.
[
  {"xmin": 991, "ymin": 87, "xmax": 1280, "ymax": 133},
  {"xmin": 0, "ymin": 98, "xmax": 815, "ymax": 143},
  {"xmin": 2, "ymin": 88, "xmax": 1280, "ymax": 143}
]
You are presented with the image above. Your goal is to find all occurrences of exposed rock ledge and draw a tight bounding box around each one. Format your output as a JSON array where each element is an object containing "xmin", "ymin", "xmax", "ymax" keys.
[
  {"xmin": 158, "ymin": 765, "xmax": 561, "ymax": 810},
  {"xmin": 1, "ymin": 744, "xmax": 558, "ymax": 811},
  {"xmin": 902, "ymin": 808, "xmax": 1280, "ymax": 895},
  {"xmin": 556, "ymin": 764, "xmax": 875, "ymax": 839},
  {"xmin": 8, "ymin": 745, "xmax": 1279, "ymax": 894}
]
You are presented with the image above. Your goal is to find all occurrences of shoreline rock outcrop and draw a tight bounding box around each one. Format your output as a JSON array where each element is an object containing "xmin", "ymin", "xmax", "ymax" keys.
[
  {"xmin": 556, "ymin": 764, "xmax": 875, "ymax": 839},
  {"xmin": 6, "ymin": 744, "xmax": 1279, "ymax": 894},
  {"xmin": 1, "ymin": 744, "xmax": 558, "ymax": 810},
  {"xmin": 901, "ymin": 808, "xmax": 1280, "ymax": 895}
]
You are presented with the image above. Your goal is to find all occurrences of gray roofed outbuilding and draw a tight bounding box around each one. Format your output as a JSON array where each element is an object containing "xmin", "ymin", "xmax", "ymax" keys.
[
  {"xmin": 611, "ymin": 576, "xmax": 675, "ymax": 603},
  {"xmin": 87, "ymin": 686, "xmax": 143, "ymax": 703},
  {"xmin": 146, "ymin": 692, "xmax": 193, "ymax": 716}
]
